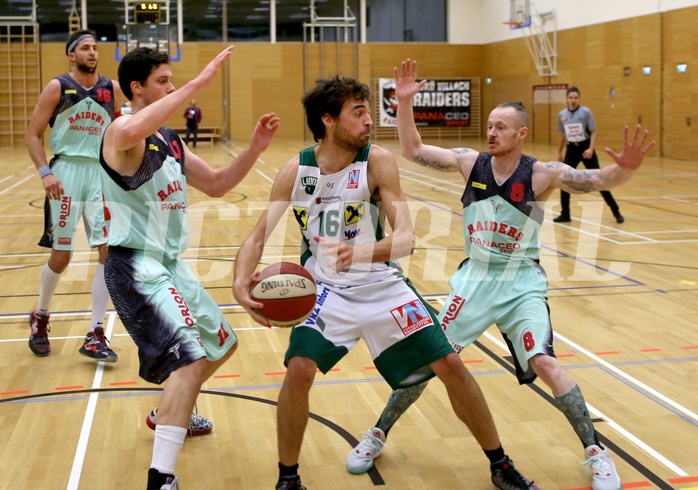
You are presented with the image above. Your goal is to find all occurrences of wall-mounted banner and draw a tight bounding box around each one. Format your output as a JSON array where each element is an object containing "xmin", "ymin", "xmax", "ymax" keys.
[{"xmin": 378, "ymin": 78, "xmax": 471, "ymax": 127}]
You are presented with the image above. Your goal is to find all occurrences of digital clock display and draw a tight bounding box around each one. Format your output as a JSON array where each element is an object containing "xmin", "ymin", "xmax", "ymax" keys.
[{"xmin": 134, "ymin": 3, "xmax": 161, "ymax": 24}]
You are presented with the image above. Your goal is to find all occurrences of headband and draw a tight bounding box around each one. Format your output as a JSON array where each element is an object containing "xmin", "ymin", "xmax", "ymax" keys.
[{"xmin": 67, "ymin": 34, "xmax": 96, "ymax": 55}]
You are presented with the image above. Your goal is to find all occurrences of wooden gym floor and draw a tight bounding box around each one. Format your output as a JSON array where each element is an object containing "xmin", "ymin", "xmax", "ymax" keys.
[{"xmin": 0, "ymin": 136, "xmax": 696, "ymax": 489}]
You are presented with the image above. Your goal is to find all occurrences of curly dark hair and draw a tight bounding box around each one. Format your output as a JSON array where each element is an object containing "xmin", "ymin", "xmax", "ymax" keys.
[{"xmin": 302, "ymin": 75, "xmax": 371, "ymax": 142}]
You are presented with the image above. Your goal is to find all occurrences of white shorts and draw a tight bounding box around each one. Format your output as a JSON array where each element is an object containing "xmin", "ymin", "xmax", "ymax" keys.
[{"xmin": 285, "ymin": 275, "xmax": 455, "ymax": 389}]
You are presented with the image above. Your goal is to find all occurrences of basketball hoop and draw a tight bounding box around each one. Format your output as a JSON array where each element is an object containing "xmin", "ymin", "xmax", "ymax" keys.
[{"xmin": 503, "ymin": 21, "xmax": 523, "ymax": 29}]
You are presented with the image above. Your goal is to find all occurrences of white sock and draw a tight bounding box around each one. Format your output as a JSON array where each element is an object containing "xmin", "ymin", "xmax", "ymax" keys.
[
  {"xmin": 89, "ymin": 263, "xmax": 109, "ymax": 332},
  {"xmin": 151, "ymin": 425, "xmax": 187, "ymax": 475},
  {"xmin": 38, "ymin": 263, "xmax": 61, "ymax": 315}
]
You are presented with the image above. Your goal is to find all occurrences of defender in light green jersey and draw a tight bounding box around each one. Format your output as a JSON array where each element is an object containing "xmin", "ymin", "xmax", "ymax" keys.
[{"xmin": 100, "ymin": 45, "xmax": 278, "ymax": 490}]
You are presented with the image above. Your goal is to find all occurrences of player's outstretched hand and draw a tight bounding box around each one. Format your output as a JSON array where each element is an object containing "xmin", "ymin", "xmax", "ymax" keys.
[
  {"xmin": 250, "ymin": 113, "xmax": 280, "ymax": 153},
  {"xmin": 605, "ymin": 124, "xmax": 656, "ymax": 170},
  {"xmin": 394, "ymin": 58, "xmax": 427, "ymax": 102},
  {"xmin": 194, "ymin": 45, "xmax": 235, "ymax": 90}
]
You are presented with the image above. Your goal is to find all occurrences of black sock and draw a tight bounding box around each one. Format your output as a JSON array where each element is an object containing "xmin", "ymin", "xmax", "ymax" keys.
[
  {"xmin": 580, "ymin": 431, "xmax": 605, "ymax": 450},
  {"xmin": 147, "ymin": 468, "xmax": 174, "ymax": 490},
  {"xmin": 484, "ymin": 446, "xmax": 507, "ymax": 466},
  {"xmin": 593, "ymin": 434, "xmax": 604, "ymax": 450},
  {"xmin": 278, "ymin": 462, "xmax": 300, "ymax": 479},
  {"xmin": 375, "ymin": 417, "xmax": 391, "ymax": 437}
]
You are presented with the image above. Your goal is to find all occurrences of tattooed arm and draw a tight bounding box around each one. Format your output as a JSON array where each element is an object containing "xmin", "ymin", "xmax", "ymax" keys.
[
  {"xmin": 394, "ymin": 58, "xmax": 477, "ymax": 175},
  {"xmin": 536, "ymin": 159, "xmax": 637, "ymax": 196},
  {"xmin": 535, "ymin": 125, "xmax": 656, "ymax": 197},
  {"xmin": 409, "ymin": 147, "xmax": 477, "ymax": 173},
  {"xmin": 534, "ymin": 160, "xmax": 604, "ymax": 195}
]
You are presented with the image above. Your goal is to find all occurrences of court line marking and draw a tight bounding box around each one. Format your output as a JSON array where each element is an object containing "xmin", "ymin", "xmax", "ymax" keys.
[
  {"xmin": 399, "ymin": 166, "xmax": 698, "ymax": 245},
  {"xmin": 662, "ymin": 196, "xmax": 698, "ymax": 203},
  {"xmin": 219, "ymin": 140, "xmax": 268, "ymax": 165},
  {"xmin": 2, "ymin": 327, "xmax": 694, "ymax": 486},
  {"xmin": 4, "ymin": 154, "xmax": 695, "ymax": 485},
  {"xmin": 4, "ymin": 353, "xmax": 689, "ymax": 487},
  {"xmin": 254, "ymin": 168, "xmax": 274, "ymax": 184},
  {"xmin": 67, "ymin": 312, "xmax": 116, "ymax": 489},
  {"xmin": 478, "ymin": 327, "xmax": 689, "ymax": 477},
  {"xmin": 0, "ymin": 385, "xmax": 388, "ymax": 486},
  {"xmin": 555, "ymin": 332, "xmax": 698, "ymax": 424},
  {"xmin": 0, "ymin": 175, "xmax": 33, "ymax": 195},
  {"xmin": 638, "ymin": 229, "xmax": 698, "ymax": 235}
]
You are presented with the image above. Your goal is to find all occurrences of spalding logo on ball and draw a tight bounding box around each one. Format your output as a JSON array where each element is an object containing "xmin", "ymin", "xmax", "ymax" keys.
[{"xmin": 250, "ymin": 262, "xmax": 317, "ymax": 327}]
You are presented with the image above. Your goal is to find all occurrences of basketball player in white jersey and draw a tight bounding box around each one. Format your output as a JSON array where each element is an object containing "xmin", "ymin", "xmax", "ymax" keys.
[{"xmin": 233, "ymin": 75, "xmax": 538, "ymax": 490}]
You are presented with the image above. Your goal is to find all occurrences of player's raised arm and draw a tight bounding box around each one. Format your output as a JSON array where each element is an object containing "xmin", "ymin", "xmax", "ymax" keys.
[
  {"xmin": 185, "ymin": 113, "xmax": 279, "ymax": 197},
  {"xmin": 395, "ymin": 58, "xmax": 470, "ymax": 173},
  {"xmin": 112, "ymin": 46, "xmax": 234, "ymax": 153},
  {"xmin": 543, "ymin": 125, "xmax": 655, "ymax": 195}
]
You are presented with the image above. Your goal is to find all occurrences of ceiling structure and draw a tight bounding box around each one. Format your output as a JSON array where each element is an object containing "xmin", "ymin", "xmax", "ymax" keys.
[
  {"xmin": 0, "ymin": 1, "xmax": 445, "ymax": 43},
  {"xmin": 0, "ymin": 0, "xmax": 347, "ymax": 41}
]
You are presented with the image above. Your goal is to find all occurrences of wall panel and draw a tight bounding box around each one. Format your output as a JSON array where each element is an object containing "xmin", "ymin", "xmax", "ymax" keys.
[{"xmin": 22, "ymin": 5, "xmax": 696, "ymax": 159}]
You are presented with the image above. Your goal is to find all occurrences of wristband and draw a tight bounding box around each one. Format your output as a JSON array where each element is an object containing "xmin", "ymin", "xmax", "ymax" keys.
[{"xmin": 38, "ymin": 166, "xmax": 53, "ymax": 178}]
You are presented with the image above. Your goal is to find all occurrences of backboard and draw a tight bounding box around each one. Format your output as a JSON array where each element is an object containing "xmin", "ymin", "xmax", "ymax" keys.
[{"xmin": 509, "ymin": 0, "xmax": 532, "ymax": 29}]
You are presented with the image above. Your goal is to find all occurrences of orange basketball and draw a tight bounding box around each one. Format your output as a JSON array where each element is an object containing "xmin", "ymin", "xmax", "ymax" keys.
[{"xmin": 250, "ymin": 262, "xmax": 317, "ymax": 327}]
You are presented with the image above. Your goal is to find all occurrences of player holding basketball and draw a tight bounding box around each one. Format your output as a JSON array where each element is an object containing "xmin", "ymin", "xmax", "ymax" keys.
[
  {"xmin": 100, "ymin": 46, "xmax": 279, "ymax": 490},
  {"xmin": 345, "ymin": 59, "xmax": 655, "ymax": 490},
  {"xmin": 25, "ymin": 29, "xmax": 123, "ymax": 362},
  {"xmin": 233, "ymin": 75, "xmax": 537, "ymax": 490}
]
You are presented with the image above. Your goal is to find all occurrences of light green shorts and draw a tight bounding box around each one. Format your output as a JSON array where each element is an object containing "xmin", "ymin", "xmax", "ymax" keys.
[
  {"xmin": 439, "ymin": 258, "xmax": 555, "ymax": 384},
  {"xmin": 106, "ymin": 246, "xmax": 237, "ymax": 384},
  {"xmin": 40, "ymin": 156, "xmax": 107, "ymax": 250}
]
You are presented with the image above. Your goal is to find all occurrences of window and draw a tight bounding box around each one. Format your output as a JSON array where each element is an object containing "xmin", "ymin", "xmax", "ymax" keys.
[{"xmin": 24, "ymin": 0, "xmax": 446, "ymax": 43}]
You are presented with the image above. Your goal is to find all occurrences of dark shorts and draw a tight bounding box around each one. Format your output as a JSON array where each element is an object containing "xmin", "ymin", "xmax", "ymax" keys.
[{"xmin": 105, "ymin": 246, "xmax": 237, "ymax": 384}]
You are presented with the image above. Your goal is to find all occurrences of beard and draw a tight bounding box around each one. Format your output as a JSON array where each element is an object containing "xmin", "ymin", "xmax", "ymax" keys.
[
  {"xmin": 333, "ymin": 121, "xmax": 370, "ymax": 152},
  {"xmin": 75, "ymin": 59, "xmax": 97, "ymax": 74},
  {"xmin": 489, "ymin": 145, "xmax": 510, "ymax": 158}
]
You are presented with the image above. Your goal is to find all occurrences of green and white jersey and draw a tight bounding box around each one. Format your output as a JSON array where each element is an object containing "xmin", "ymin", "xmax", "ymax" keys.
[
  {"xmin": 100, "ymin": 128, "xmax": 188, "ymax": 261},
  {"xmin": 460, "ymin": 153, "xmax": 544, "ymax": 267},
  {"xmin": 49, "ymin": 73, "xmax": 116, "ymax": 160},
  {"xmin": 290, "ymin": 144, "xmax": 397, "ymax": 287}
]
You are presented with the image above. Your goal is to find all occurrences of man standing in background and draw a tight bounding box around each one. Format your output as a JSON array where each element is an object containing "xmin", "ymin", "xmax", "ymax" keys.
[
  {"xmin": 183, "ymin": 98, "xmax": 202, "ymax": 148},
  {"xmin": 25, "ymin": 29, "xmax": 122, "ymax": 362},
  {"xmin": 554, "ymin": 86, "xmax": 625, "ymax": 223}
]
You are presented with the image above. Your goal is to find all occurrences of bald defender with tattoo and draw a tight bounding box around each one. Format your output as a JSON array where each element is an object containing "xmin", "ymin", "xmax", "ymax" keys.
[{"xmin": 346, "ymin": 59, "xmax": 654, "ymax": 490}]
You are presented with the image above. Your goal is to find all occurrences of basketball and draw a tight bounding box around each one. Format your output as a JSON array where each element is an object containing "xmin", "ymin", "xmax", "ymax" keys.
[{"xmin": 250, "ymin": 262, "xmax": 317, "ymax": 327}]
